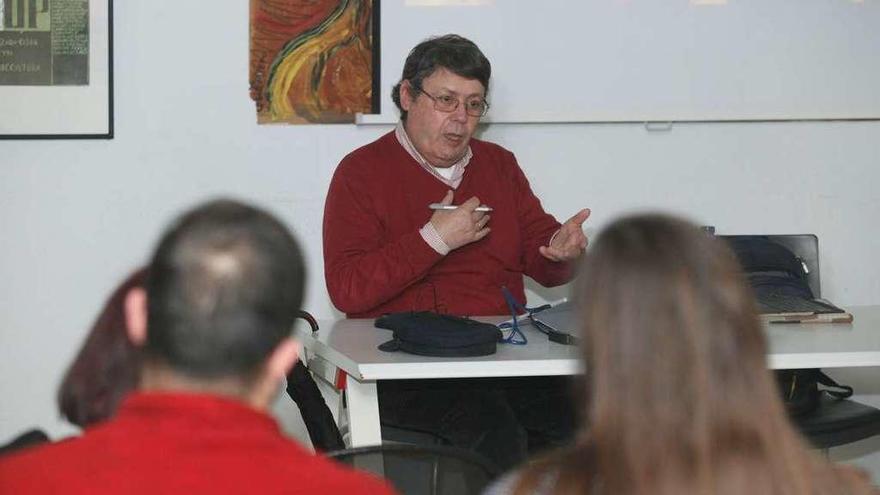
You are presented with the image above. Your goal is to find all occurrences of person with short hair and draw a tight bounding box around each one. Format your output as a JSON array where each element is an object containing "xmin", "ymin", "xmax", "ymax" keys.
[
  {"xmin": 323, "ymin": 34, "xmax": 589, "ymax": 469},
  {"xmin": 486, "ymin": 214, "xmax": 877, "ymax": 495},
  {"xmin": 53, "ymin": 264, "xmax": 342, "ymax": 453},
  {"xmin": 0, "ymin": 199, "xmax": 394, "ymax": 495}
]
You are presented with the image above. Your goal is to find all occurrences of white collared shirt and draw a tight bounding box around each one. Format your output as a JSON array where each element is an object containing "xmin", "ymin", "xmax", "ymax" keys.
[
  {"xmin": 395, "ymin": 121, "xmax": 474, "ymax": 255},
  {"xmin": 395, "ymin": 121, "xmax": 472, "ymax": 190}
]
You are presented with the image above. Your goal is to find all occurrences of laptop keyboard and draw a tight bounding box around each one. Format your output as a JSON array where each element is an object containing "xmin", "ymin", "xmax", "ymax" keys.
[{"xmin": 757, "ymin": 292, "xmax": 845, "ymax": 315}]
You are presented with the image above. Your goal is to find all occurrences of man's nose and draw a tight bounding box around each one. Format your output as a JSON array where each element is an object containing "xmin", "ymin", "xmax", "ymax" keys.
[{"xmin": 451, "ymin": 101, "xmax": 469, "ymax": 122}]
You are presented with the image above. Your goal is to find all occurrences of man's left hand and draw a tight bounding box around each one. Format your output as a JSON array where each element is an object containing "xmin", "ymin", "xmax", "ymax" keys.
[{"xmin": 539, "ymin": 208, "xmax": 590, "ymax": 262}]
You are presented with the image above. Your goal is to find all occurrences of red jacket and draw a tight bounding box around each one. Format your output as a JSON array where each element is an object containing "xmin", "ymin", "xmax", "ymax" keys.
[
  {"xmin": 0, "ymin": 392, "xmax": 395, "ymax": 495},
  {"xmin": 324, "ymin": 132, "xmax": 573, "ymax": 317}
]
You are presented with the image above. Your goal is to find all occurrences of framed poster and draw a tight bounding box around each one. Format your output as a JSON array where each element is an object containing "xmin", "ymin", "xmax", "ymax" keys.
[{"xmin": 0, "ymin": 0, "xmax": 113, "ymax": 139}]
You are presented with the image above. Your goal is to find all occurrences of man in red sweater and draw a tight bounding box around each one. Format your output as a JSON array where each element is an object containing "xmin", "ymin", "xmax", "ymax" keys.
[
  {"xmin": 0, "ymin": 200, "xmax": 394, "ymax": 495},
  {"xmin": 323, "ymin": 35, "xmax": 589, "ymax": 469},
  {"xmin": 324, "ymin": 40, "xmax": 588, "ymax": 318}
]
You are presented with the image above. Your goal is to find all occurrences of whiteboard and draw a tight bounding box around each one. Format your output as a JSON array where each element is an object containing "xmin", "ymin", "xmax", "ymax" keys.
[{"xmin": 359, "ymin": 0, "xmax": 880, "ymax": 124}]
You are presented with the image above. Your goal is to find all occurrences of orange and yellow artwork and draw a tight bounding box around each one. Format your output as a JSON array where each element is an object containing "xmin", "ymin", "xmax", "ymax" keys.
[{"xmin": 249, "ymin": 0, "xmax": 377, "ymax": 124}]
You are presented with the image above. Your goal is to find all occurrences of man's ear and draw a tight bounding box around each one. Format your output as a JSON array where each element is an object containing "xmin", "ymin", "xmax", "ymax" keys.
[
  {"xmin": 124, "ymin": 287, "xmax": 148, "ymax": 347},
  {"xmin": 266, "ymin": 337, "xmax": 300, "ymax": 382},
  {"xmin": 400, "ymin": 80, "xmax": 415, "ymax": 112},
  {"xmin": 248, "ymin": 338, "xmax": 300, "ymax": 410}
]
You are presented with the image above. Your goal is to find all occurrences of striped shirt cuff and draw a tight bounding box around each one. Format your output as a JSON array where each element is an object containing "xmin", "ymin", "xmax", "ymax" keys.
[{"xmin": 420, "ymin": 222, "xmax": 451, "ymax": 256}]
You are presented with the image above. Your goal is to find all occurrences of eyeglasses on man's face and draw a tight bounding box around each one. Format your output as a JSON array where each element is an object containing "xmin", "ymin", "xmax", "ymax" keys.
[{"xmin": 414, "ymin": 86, "xmax": 489, "ymax": 118}]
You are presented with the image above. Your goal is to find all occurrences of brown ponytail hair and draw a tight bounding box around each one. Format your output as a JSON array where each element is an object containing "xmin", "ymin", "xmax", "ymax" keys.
[{"xmin": 58, "ymin": 268, "xmax": 147, "ymax": 428}]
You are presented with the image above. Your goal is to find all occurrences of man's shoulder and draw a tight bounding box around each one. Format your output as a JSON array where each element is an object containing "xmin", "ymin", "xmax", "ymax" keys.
[
  {"xmin": 0, "ymin": 430, "xmax": 394, "ymax": 494},
  {"xmin": 0, "ymin": 435, "xmax": 96, "ymax": 491},
  {"xmin": 329, "ymin": 131, "xmax": 416, "ymax": 198},
  {"xmin": 468, "ymin": 137, "xmax": 525, "ymax": 181},
  {"xmin": 0, "ymin": 415, "xmax": 148, "ymax": 473},
  {"xmin": 0, "ymin": 432, "xmax": 91, "ymax": 464},
  {"xmin": 470, "ymin": 138, "xmax": 519, "ymax": 171},
  {"xmin": 338, "ymin": 131, "xmax": 400, "ymax": 171},
  {"xmin": 469, "ymin": 136, "xmax": 516, "ymax": 160}
]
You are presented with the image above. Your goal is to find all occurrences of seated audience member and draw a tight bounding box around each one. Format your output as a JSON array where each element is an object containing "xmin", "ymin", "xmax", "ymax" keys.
[
  {"xmin": 0, "ymin": 268, "xmax": 146, "ymax": 456},
  {"xmin": 486, "ymin": 214, "xmax": 876, "ymax": 495},
  {"xmin": 0, "ymin": 199, "xmax": 394, "ymax": 495},
  {"xmin": 58, "ymin": 268, "xmax": 148, "ymax": 428},
  {"xmin": 58, "ymin": 266, "xmax": 342, "ymax": 451},
  {"xmin": 16, "ymin": 265, "xmax": 337, "ymax": 454}
]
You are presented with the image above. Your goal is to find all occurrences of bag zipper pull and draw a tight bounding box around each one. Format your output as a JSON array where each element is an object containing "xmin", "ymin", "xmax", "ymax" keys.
[{"xmin": 797, "ymin": 257, "xmax": 810, "ymax": 275}]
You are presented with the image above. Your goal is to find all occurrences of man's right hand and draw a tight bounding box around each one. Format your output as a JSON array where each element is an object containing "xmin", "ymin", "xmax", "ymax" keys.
[{"xmin": 430, "ymin": 190, "xmax": 491, "ymax": 251}]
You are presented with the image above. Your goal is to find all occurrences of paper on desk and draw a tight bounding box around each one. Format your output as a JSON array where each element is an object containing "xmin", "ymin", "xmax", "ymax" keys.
[{"xmin": 763, "ymin": 311, "xmax": 854, "ymax": 324}]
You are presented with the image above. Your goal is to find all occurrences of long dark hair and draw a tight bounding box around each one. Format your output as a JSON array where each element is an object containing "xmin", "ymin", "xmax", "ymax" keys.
[
  {"xmin": 514, "ymin": 214, "xmax": 874, "ymax": 495},
  {"xmin": 57, "ymin": 268, "xmax": 147, "ymax": 428}
]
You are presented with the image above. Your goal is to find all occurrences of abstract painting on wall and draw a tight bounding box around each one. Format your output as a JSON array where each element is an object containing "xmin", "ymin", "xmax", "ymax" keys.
[{"xmin": 250, "ymin": 0, "xmax": 379, "ymax": 124}]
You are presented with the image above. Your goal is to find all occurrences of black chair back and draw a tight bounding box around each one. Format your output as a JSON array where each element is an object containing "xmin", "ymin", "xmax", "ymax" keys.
[
  {"xmin": 0, "ymin": 429, "xmax": 49, "ymax": 456},
  {"xmin": 328, "ymin": 443, "xmax": 500, "ymax": 495},
  {"xmin": 286, "ymin": 311, "xmax": 345, "ymax": 452}
]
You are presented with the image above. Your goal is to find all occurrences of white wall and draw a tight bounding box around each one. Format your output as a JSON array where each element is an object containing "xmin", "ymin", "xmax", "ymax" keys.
[
  {"xmin": 376, "ymin": 1, "xmax": 880, "ymax": 123},
  {"xmin": 2, "ymin": 0, "xmax": 880, "ymax": 477}
]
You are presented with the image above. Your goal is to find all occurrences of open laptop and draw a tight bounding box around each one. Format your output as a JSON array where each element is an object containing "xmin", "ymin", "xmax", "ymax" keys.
[
  {"xmin": 511, "ymin": 234, "xmax": 851, "ymax": 338},
  {"xmin": 719, "ymin": 234, "xmax": 852, "ymax": 323},
  {"xmin": 529, "ymin": 301, "xmax": 577, "ymax": 341}
]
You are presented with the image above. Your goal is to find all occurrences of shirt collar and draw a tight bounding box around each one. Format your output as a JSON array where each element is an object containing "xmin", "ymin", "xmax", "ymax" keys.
[
  {"xmin": 117, "ymin": 391, "xmax": 279, "ymax": 433},
  {"xmin": 395, "ymin": 121, "xmax": 472, "ymax": 189}
]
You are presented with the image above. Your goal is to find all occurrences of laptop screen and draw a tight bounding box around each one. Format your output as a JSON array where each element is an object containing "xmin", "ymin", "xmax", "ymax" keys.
[{"xmin": 720, "ymin": 234, "xmax": 821, "ymax": 298}]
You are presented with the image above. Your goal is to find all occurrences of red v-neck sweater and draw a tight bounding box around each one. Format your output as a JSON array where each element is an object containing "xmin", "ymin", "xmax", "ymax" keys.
[{"xmin": 323, "ymin": 131, "xmax": 573, "ymax": 318}]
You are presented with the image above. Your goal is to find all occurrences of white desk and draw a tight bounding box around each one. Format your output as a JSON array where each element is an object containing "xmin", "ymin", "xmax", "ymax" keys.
[{"xmin": 297, "ymin": 305, "xmax": 880, "ymax": 447}]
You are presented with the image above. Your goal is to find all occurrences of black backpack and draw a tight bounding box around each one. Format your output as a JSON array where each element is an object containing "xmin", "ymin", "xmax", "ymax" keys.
[
  {"xmin": 775, "ymin": 369, "xmax": 853, "ymax": 417},
  {"xmin": 725, "ymin": 236, "xmax": 853, "ymax": 417}
]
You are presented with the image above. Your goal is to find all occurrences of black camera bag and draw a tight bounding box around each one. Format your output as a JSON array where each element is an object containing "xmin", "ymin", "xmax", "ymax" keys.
[{"xmin": 375, "ymin": 312, "xmax": 502, "ymax": 357}]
